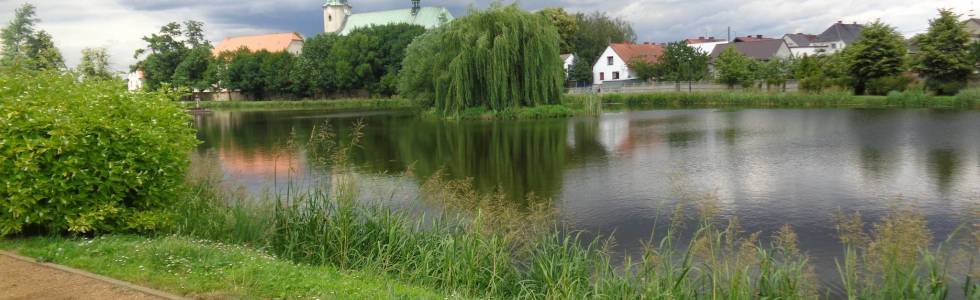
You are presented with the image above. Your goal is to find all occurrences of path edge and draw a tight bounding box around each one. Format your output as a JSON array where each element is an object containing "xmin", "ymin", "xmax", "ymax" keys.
[{"xmin": 0, "ymin": 250, "xmax": 189, "ymax": 300}]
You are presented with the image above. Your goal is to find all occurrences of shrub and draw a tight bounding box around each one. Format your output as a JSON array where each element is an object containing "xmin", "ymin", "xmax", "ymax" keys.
[
  {"xmin": 0, "ymin": 69, "xmax": 198, "ymax": 236},
  {"xmin": 953, "ymin": 87, "xmax": 980, "ymax": 109},
  {"xmin": 866, "ymin": 75, "xmax": 913, "ymax": 95},
  {"xmin": 927, "ymin": 80, "xmax": 967, "ymax": 96},
  {"xmin": 799, "ymin": 77, "xmax": 830, "ymax": 93}
]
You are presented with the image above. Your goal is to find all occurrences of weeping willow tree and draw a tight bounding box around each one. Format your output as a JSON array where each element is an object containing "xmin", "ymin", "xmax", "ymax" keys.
[{"xmin": 398, "ymin": 5, "xmax": 564, "ymax": 115}]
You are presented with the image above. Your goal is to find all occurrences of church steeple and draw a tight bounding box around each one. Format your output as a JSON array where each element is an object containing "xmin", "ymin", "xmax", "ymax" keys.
[
  {"xmin": 323, "ymin": 0, "xmax": 352, "ymax": 34},
  {"xmin": 411, "ymin": 0, "xmax": 420, "ymax": 16}
]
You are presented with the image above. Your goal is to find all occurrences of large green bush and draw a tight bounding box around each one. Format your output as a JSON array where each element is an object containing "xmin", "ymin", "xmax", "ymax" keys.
[{"xmin": 0, "ymin": 69, "xmax": 197, "ymax": 235}]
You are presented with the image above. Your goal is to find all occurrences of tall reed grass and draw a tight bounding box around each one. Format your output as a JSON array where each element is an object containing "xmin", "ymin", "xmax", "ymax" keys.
[
  {"xmin": 563, "ymin": 91, "xmax": 978, "ymax": 110},
  {"xmin": 173, "ymin": 122, "xmax": 980, "ymax": 299}
]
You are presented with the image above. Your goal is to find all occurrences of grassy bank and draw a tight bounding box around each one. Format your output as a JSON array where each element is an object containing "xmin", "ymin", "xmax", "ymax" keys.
[
  {"xmin": 564, "ymin": 90, "xmax": 980, "ymax": 110},
  {"xmin": 186, "ymin": 98, "xmax": 418, "ymax": 111},
  {"xmin": 0, "ymin": 235, "xmax": 449, "ymax": 299}
]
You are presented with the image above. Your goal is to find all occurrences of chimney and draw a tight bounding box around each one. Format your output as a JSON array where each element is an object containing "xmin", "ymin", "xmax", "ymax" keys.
[
  {"xmin": 643, "ymin": 41, "xmax": 649, "ymax": 45},
  {"xmin": 698, "ymin": 36, "xmax": 705, "ymax": 40},
  {"xmin": 709, "ymin": 36, "xmax": 715, "ymax": 40},
  {"xmin": 837, "ymin": 20, "xmax": 843, "ymax": 24}
]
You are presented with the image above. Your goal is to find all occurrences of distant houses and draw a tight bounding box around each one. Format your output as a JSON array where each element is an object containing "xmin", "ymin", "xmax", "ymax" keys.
[
  {"xmin": 687, "ymin": 37, "xmax": 726, "ymax": 54},
  {"xmin": 592, "ymin": 43, "xmax": 664, "ymax": 85},
  {"xmin": 560, "ymin": 54, "xmax": 575, "ymax": 77},
  {"xmin": 810, "ymin": 21, "xmax": 865, "ymax": 54},
  {"xmin": 782, "ymin": 33, "xmax": 825, "ymax": 57},
  {"xmin": 213, "ymin": 32, "xmax": 305, "ymax": 55},
  {"xmin": 710, "ymin": 39, "xmax": 792, "ymax": 61},
  {"xmin": 965, "ymin": 18, "xmax": 980, "ymax": 42}
]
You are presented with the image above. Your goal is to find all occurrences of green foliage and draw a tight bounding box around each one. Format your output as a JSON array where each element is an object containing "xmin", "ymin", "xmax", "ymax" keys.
[
  {"xmin": 846, "ymin": 21, "xmax": 907, "ymax": 95},
  {"xmin": 133, "ymin": 21, "xmax": 213, "ymax": 91},
  {"xmin": 913, "ymin": 9, "xmax": 973, "ymax": 95},
  {"xmin": 219, "ymin": 49, "xmax": 265, "ymax": 98},
  {"xmin": 760, "ymin": 58, "xmax": 792, "ymax": 90},
  {"xmin": 953, "ymin": 87, "xmax": 980, "ymax": 109},
  {"xmin": 0, "ymin": 69, "xmax": 197, "ymax": 236},
  {"xmin": 295, "ymin": 33, "xmax": 340, "ymax": 97},
  {"xmin": 866, "ymin": 75, "xmax": 914, "ymax": 95},
  {"xmin": 0, "ymin": 4, "xmax": 64, "ymax": 70},
  {"xmin": 627, "ymin": 59, "xmax": 658, "ymax": 81},
  {"xmin": 652, "ymin": 40, "xmax": 710, "ymax": 82},
  {"xmin": 538, "ymin": 7, "xmax": 578, "ymax": 54},
  {"xmin": 399, "ymin": 5, "xmax": 564, "ymax": 115},
  {"xmin": 78, "ymin": 47, "xmax": 114, "ymax": 80},
  {"xmin": 714, "ymin": 47, "xmax": 757, "ymax": 88}
]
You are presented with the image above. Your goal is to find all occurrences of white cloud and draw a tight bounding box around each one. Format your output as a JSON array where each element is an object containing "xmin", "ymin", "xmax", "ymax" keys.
[{"xmin": 1, "ymin": 0, "xmax": 975, "ymax": 70}]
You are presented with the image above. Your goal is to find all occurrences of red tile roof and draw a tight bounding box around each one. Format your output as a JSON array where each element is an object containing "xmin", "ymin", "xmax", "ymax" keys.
[
  {"xmin": 610, "ymin": 43, "xmax": 665, "ymax": 64},
  {"xmin": 213, "ymin": 32, "xmax": 303, "ymax": 55}
]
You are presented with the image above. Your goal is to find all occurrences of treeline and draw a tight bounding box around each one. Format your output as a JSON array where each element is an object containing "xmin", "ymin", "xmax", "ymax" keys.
[
  {"xmin": 133, "ymin": 22, "xmax": 426, "ymax": 99},
  {"xmin": 536, "ymin": 8, "xmax": 637, "ymax": 84},
  {"xmin": 622, "ymin": 9, "xmax": 980, "ymax": 96},
  {"xmin": 1, "ymin": 4, "xmax": 114, "ymax": 80}
]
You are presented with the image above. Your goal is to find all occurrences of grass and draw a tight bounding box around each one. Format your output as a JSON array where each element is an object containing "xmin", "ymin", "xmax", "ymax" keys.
[
  {"xmin": 185, "ymin": 97, "xmax": 418, "ymax": 111},
  {"xmin": 0, "ymin": 235, "xmax": 451, "ymax": 299},
  {"xmin": 563, "ymin": 90, "xmax": 979, "ymax": 110}
]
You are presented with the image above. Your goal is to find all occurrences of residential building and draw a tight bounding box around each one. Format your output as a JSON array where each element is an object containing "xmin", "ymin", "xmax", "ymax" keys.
[
  {"xmin": 323, "ymin": 0, "xmax": 453, "ymax": 35},
  {"xmin": 733, "ymin": 35, "xmax": 776, "ymax": 43},
  {"xmin": 710, "ymin": 39, "xmax": 792, "ymax": 61},
  {"xmin": 687, "ymin": 36, "xmax": 727, "ymax": 54},
  {"xmin": 560, "ymin": 53, "xmax": 575, "ymax": 77},
  {"xmin": 592, "ymin": 43, "xmax": 665, "ymax": 85},
  {"xmin": 782, "ymin": 33, "xmax": 827, "ymax": 57},
  {"xmin": 213, "ymin": 32, "xmax": 305, "ymax": 55},
  {"xmin": 966, "ymin": 18, "xmax": 980, "ymax": 42},
  {"xmin": 811, "ymin": 21, "xmax": 865, "ymax": 54},
  {"xmin": 127, "ymin": 71, "xmax": 143, "ymax": 92}
]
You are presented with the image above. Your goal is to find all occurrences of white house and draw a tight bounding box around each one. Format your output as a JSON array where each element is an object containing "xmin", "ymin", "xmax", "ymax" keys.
[
  {"xmin": 687, "ymin": 37, "xmax": 727, "ymax": 55},
  {"xmin": 810, "ymin": 21, "xmax": 865, "ymax": 54},
  {"xmin": 782, "ymin": 33, "xmax": 828, "ymax": 57},
  {"xmin": 592, "ymin": 43, "xmax": 664, "ymax": 85},
  {"xmin": 127, "ymin": 71, "xmax": 143, "ymax": 92},
  {"xmin": 561, "ymin": 54, "xmax": 575, "ymax": 74}
]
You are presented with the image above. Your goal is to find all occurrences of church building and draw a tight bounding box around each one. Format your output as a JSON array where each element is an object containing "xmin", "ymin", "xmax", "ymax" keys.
[{"xmin": 323, "ymin": 0, "xmax": 454, "ymax": 35}]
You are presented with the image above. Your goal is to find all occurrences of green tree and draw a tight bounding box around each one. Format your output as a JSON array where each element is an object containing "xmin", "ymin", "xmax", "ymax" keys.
[
  {"xmin": 760, "ymin": 59, "xmax": 791, "ymax": 91},
  {"xmin": 1, "ymin": 4, "xmax": 63, "ymax": 70},
  {"xmin": 173, "ymin": 47, "xmax": 213, "ymax": 91},
  {"xmin": 398, "ymin": 5, "xmax": 564, "ymax": 114},
  {"xmin": 78, "ymin": 47, "xmax": 113, "ymax": 80},
  {"xmin": 968, "ymin": 40, "xmax": 980, "ymax": 70},
  {"xmin": 222, "ymin": 49, "xmax": 264, "ymax": 99},
  {"xmin": 845, "ymin": 21, "xmax": 907, "ymax": 95},
  {"xmin": 538, "ymin": 7, "xmax": 578, "ymax": 54},
  {"xmin": 714, "ymin": 47, "xmax": 756, "ymax": 88},
  {"xmin": 133, "ymin": 20, "xmax": 211, "ymax": 91},
  {"xmin": 651, "ymin": 41, "xmax": 709, "ymax": 83},
  {"xmin": 912, "ymin": 9, "xmax": 973, "ymax": 95},
  {"xmin": 568, "ymin": 12, "xmax": 635, "ymax": 83},
  {"xmin": 628, "ymin": 59, "xmax": 658, "ymax": 81},
  {"xmin": 295, "ymin": 34, "xmax": 340, "ymax": 97}
]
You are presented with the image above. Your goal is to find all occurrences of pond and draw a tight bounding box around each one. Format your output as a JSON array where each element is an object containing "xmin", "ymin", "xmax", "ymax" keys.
[{"xmin": 191, "ymin": 108, "xmax": 980, "ymax": 291}]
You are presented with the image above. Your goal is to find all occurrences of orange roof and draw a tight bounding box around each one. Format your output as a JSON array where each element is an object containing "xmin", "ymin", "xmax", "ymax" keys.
[
  {"xmin": 610, "ymin": 43, "xmax": 665, "ymax": 64},
  {"xmin": 213, "ymin": 32, "xmax": 303, "ymax": 55}
]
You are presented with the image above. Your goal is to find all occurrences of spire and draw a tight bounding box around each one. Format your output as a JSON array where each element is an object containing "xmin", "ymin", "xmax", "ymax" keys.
[
  {"xmin": 324, "ymin": 0, "xmax": 347, "ymax": 6},
  {"xmin": 412, "ymin": 0, "xmax": 420, "ymax": 16}
]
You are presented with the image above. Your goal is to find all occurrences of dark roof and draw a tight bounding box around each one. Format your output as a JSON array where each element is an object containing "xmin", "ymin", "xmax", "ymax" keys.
[
  {"xmin": 610, "ymin": 43, "xmax": 665, "ymax": 64},
  {"xmin": 733, "ymin": 35, "xmax": 776, "ymax": 43},
  {"xmin": 815, "ymin": 22, "xmax": 864, "ymax": 44},
  {"xmin": 710, "ymin": 39, "xmax": 787, "ymax": 60},
  {"xmin": 686, "ymin": 37, "xmax": 725, "ymax": 44},
  {"xmin": 783, "ymin": 33, "xmax": 818, "ymax": 46}
]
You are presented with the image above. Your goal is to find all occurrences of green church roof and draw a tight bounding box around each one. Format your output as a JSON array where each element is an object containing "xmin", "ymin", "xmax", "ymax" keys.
[{"xmin": 340, "ymin": 7, "xmax": 453, "ymax": 35}]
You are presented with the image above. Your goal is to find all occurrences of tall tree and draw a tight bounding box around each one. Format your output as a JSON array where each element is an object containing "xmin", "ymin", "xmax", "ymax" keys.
[
  {"xmin": 538, "ymin": 7, "xmax": 578, "ymax": 54},
  {"xmin": 714, "ymin": 47, "xmax": 756, "ymax": 88},
  {"xmin": 845, "ymin": 21, "xmax": 907, "ymax": 95},
  {"xmin": 912, "ymin": 9, "xmax": 972, "ymax": 95},
  {"xmin": 651, "ymin": 41, "xmax": 709, "ymax": 83},
  {"xmin": 567, "ymin": 12, "xmax": 635, "ymax": 83},
  {"xmin": 295, "ymin": 33, "xmax": 340, "ymax": 97},
  {"xmin": 78, "ymin": 47, "xmax": 113, "ymax": 80},
  {"xmin": 173, "ymin": 47, "xmax": 213, "ymax": 91},
  {"xmin": 1, "ymin": 4, "xmax": 63, "ymax": 70},
  {"xmin": 760, "ymin": 58, "xmax": 791, "ymax": 91},
  {"xmin": 1, "ymin": 3, "xmax": 37, "ymax": 65},
  {"xmin": 133, "ymin": 20, "xmax": 211, "ymax": 91}
]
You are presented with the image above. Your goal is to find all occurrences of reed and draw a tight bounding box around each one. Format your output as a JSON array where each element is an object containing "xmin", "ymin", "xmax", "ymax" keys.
[{"xmin": 563, "ymin": 91, "xmax": 977, "ymax": 110}]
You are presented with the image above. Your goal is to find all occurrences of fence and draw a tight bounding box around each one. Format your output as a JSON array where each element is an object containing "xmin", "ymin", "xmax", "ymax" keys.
[{"xmin": 566, "ymin": 80, "xmax": 800, "ymax": 95}]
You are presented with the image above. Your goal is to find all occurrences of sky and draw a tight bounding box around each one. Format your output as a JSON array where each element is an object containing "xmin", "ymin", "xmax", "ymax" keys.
[{"xmin": 0, "ymin": 0, "xmax": 975, "ymax": 71}]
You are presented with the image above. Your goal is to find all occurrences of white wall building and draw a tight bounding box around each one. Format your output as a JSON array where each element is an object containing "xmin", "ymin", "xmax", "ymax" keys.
[
  {"xmin": 561, "ymin": 54, "xmax": 575, "ymax": 77},
  {"xmin": 592, "ymin": 43, "xmax": 664, "ymax": 85},
  {"xmin": 127, "ymin": 71, "xmax": 143, "ymax": 92},
  {"xmin": 686, "ymin": 37, "xmax": 727, "ymax": 55},
  {"xmin": 810, "ymin": 21, "xmax": 865, "ymax": 54}
]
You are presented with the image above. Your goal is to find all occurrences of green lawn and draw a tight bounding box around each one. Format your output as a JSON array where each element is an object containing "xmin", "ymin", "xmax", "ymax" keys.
[{"xmin": 0, "ymin": 235, "xmax": 455, "ymax": 300}]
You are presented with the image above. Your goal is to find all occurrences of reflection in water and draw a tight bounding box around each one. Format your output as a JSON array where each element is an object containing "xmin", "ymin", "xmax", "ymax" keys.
[{"xmin": 193, "ymin": 108, "xmax": 980, "ymax": 289}]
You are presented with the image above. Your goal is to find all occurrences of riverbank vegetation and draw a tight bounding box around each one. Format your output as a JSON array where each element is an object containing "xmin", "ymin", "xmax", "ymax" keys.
[
  {"xmin": 568, "ymin": 89, "xmax": 979, "ymax": 109},
  {"xmin": 188, "ymin": 97, "xmax": 417, "ymax": 111}
]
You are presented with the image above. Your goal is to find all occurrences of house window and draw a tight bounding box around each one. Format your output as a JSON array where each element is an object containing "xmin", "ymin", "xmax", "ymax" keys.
[
  {"xmin": 328, "ymin": 15, "xmax": 333, "ymax": 22},
  {"xmin": 831, "ymin": 43, "xmax": 837, "ymax": 49},
  {"xmin": 612, "ymin": 72, "xmax": 620, "ymax": 80},
  {"xmin": 599, "ymin": 72, "xmax": 605, "ymax": 81},
  {"xmin": 607, "ymin": 56, "xmax": 614, "ymax": 65}
]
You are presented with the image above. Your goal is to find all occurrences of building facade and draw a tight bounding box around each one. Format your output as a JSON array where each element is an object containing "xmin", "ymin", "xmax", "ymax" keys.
[
  {"xmin": 323, "ymin": 0, "xmax": 453, "ymax": 35},
  {"xmin": 592, "ymin": 43, "xmax": 664, "ymax": 85}
]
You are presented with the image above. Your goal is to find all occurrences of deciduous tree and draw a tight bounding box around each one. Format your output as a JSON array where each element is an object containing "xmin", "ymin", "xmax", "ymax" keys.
[
  {"xmin": 845, "ymin": 21, "xmax": 907, "ymax": 95},
  {"xmin": 79, "ymin": 47, "xmax": 113, "ymax": 80},
  {"xmin": 714, "ymin": 47, "xmax": 756, "ymax": 88},
  {"xmin": 912, "ymin": 9, "xmax": 972, "ymax": 95}
]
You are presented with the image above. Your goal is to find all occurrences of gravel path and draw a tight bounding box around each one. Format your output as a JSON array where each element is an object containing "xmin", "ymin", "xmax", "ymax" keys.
[{"xmin": 0, "ymin": 253, "xmax": 177, "ymax": 300}]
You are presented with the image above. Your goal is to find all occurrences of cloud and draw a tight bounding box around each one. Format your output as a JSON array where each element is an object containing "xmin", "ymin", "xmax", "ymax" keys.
[{"xmin": 0, "ymin": 0, "xmax": 974, "ymax": 71}]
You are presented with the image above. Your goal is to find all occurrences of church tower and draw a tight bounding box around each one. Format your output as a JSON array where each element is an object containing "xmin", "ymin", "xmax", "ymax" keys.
[{"xmin": 323, "ymin": 0, "xmax": 352, "ymax": 34}]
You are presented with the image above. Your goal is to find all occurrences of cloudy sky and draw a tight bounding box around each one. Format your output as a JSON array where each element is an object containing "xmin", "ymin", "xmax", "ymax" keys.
[{"xmin": 0, "ymin": 0, "xmax": 973, "ymax": 71}]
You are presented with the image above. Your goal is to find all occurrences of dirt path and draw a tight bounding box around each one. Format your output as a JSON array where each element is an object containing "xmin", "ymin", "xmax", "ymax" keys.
[{"xmin": 0, "ymin": 253, "xmax": 181, "ymax": 300}]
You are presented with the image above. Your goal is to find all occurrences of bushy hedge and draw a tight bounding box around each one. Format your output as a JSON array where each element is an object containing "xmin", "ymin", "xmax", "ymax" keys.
[{"xmin": 0, "ymin": 69, "xmax": 198, "ymax": 236}]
